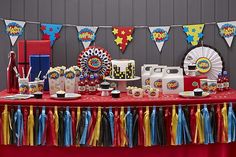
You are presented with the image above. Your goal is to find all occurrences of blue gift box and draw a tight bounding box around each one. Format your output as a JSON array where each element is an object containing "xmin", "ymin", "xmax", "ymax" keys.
[{"xmin": 29, "ymin": 55, "xmax": 50, "ymax": 91}]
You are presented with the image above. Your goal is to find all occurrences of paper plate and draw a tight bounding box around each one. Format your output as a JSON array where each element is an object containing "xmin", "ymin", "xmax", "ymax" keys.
[
  {"xmin": 183, "ymin": 45, "xmax": 224, "ymax": 80},
  {"xmin": 179, "ymin": 91, "xmax": 210, "ymax": 98},
  {"xmin": 4, "ymin": 94, "xmax": 34, "ymax": 100},
  {"xmin": 50, "ymin": 93, "xmax": 81, "ymax": 100},
  {"xmin": 78, "ymin": 46, "xmax": 112, "ymax": 77}
]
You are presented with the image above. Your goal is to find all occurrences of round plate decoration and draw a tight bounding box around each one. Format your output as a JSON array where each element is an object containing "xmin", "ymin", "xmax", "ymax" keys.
[
  {"xmin": 183, "ymin": 45, "xmax": 224, "ymax": 79},
  {"xmin": 78, "ymin": 46, "xmax": 112, "ymax": 77}
]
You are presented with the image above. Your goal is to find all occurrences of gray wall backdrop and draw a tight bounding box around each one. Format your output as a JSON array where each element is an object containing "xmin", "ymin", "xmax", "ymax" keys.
[{"xmin": 0, "ymin": 0, "xmax": 236, "ymax": 90}]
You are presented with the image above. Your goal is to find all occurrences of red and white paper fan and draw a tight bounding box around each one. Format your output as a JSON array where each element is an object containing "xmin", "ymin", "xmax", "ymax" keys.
[{"xmin": 78, "ymin": 46, "xmax": 112, "ymax": 77}]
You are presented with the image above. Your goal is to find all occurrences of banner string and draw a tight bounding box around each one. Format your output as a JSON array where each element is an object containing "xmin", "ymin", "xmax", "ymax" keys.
[{"xmin": 0, "ymin": 17, "xmax": 224, "ymax": 28}]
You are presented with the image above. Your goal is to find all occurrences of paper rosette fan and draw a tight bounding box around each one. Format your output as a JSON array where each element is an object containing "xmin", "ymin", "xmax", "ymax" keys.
[
  {"xmin": 78, "ymin": 46, "xmax": 112, "ymax": 77},
  {"xmin": 183, "ymin": 45, "xmax": 224, "ymax": 79}
]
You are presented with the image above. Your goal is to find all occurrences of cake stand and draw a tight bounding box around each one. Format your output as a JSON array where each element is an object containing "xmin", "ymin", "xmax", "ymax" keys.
[
  {"xmin": 97, "ymin": 88, "xmax": 113, "ymax": 96},
  {"xmin": 105, "ymin": 76, "xmax": 141, "ymax": 92}
]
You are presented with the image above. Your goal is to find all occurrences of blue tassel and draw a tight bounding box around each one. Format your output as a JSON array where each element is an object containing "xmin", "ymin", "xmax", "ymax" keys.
[
  {"xmin": 14, "ymin": 105, "xmax": 23, "ymax": 146},
  {"xmin": 80, "ymin": 107, "xmax": 91, "ymax": 145},
  {"xmin": 108, "ymin": 107, "xmax": 114, "ymax": 144},
  {"xmin": 228, "ymin": 102, "xmax": 236, "ymax": 142},
  {"xmin": 38, "ymin": 106, "xmax": 47, "ymax": 145},
  {"xmin": 64, "ymin": 106, "xmax": 73, "ymax": 147},
  {"xmin": 176, "ymin": 105, "xmax": 191, "ymax": 145},
  {"xmin": 151, "ymin": 106, "xmax": 157, "ymax": 145},
  {"xmin": 126, "ymin": 106, "xmax": 133, "ymax": 148},
  {"xmin": 202, "ymin": 104, "xmax": 214, "ymax": 144}
]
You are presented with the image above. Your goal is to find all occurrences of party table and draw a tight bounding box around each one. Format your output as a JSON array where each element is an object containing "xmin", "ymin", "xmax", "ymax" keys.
[
  {"xmin": 0, "ymin": 89, "xmax": 236, "ymax": 157},
  {"xmin": 0, "ymin": 89, "xmax": 236, "ymax": 106}
]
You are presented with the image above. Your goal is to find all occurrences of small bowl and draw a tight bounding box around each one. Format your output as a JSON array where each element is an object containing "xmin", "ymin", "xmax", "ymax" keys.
[
  {"xmin": 34, "ymin": 92, "xmax": 43, "ymax": 99},
  {"xmin": 188, "ymin": 64, "xmax": 196, "ymax": 70},
  {"xmin": 111, "ymin": 90, "xmax": 120, "ymax": 98}
]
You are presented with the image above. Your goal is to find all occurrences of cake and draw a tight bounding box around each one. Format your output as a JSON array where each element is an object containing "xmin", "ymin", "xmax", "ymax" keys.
[
  {"xmin": 188, "ymin": 63, "xmax": 196, "ymax": 70},
  {"xmin": 34, "ymin": 92, "xmax": 43, "ymax": 99},
  {"xmin": 110, "ymin": 59, "xmax": 135, "ymax": 79},
  {"xmin": 111, "ymin": 90, "xmax": 120, "ymax": 98},
  {"xmin": 193, "ymin": 88, "xmax": 203, "ymax": 96},
  {"xmin": 100, "ymin": 81, "xmax": 110, "ymax": 89},
  {"xmin": 56, "ymin": 90, "xmax": 66, "ymax": 98}
]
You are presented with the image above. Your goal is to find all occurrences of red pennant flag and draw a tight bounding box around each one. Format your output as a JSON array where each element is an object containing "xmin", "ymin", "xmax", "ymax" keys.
[{"xmin": 112, "ymin": 27, "xmax": 134, "ymax": 53}]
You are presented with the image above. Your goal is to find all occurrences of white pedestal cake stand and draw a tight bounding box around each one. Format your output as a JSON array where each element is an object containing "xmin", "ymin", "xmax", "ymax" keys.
[
  {"xmin": 97, "ymin": 88, "xmax": 113, "ymax": 96},
  {"xmin": 105, "ymin": 76, "xmax": 141, "ymax": 92}
]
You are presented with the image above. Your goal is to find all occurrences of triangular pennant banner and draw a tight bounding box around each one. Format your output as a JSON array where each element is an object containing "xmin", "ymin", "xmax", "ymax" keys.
[
  {"xmin": 112, "ymin": 27, "xmax": 134, "ymax": 53},
  {"xmin": 149, "ymin": 26, "xmax": 170, "ymax": 52},
  {"xmin": 76, "ymin": 26, "xmax": 98, "ymax": 49},
  {"xmin": 217, "ymin": 21, "xmax": 236, "ymax": 47},
  {"xmin": 4, "ymin": 20, "xmax": 25, "ymax": 46},
  {"xmin": 183, "ymin": 24, "xmax": 204, "ymax": 46},
  {"xmin": 40, "ymin": 23, "xmax": 62, "ymax": 47}
]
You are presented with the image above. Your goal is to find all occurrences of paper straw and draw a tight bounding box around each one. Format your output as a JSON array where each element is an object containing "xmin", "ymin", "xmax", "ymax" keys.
[
  {"xmin": 37, "ymin": 71, "xmax": 42, "ymax": 78},
  {"xmin": 26, "ymin": 67, "xmax": 32, "ymax": 79},
  {"xmin": 13, "ymin": 66, "xmax": 20, "ymax": 78},
  {"xmin": 22, "ymin": 67, "xmax": 25, "ymax": 78}
]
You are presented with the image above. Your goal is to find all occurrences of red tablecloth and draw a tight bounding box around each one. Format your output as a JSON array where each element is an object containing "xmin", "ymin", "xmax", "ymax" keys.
[
  {"xmin": 0, "ymin": 89, "xmax": 236, "ymax": 157},
  {"xmin": 0, "ymin": 143, "xmax": 235, "ymax": 157},
  {"xmin": 0, "ymin": 89, "xmax": 236, "ymax": 106}
]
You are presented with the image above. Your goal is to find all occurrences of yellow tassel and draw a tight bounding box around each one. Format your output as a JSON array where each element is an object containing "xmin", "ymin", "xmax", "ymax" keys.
[
  {"xmin": 2, "ymin": 105, "xmax": 10, "ymax": 145},
  {"xmin": 76, "ymin": 107, "xmax": 81, "ymax": 147},
  {"xmin": 89, "ymin": 107, "xmax": 102, "ymax": 146},
  {"xmin": 54, "ymin": 106, "xmax": 59, "ymax": 146},
  {"xmin": 194, "ymin": 104, "xmax": 204, "ymax": 144},
  {"xmin": 144, "ymin": 106, "xmax": 151, "ymax": 147},
  {"xmin": 27, "ymin": 105, "xmax": 34, "ymax": 146},
  {"xmin": 221, "ymin": 103, "xmax": 228, "ymax": 143},
  {"xmin": 120, "ymin": 107, "xmax": 128, "ymax": 147},
  {"xmin": 171, "ymin": 105, "xmax": 178, "ymax": 145}
]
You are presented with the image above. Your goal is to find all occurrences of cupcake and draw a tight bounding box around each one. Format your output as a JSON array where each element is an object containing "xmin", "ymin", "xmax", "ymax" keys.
[
  {"xmin": 100, "ymin": 81, "xmax": 110, "ymax": 89},
  {"xmin": 111, "ymin": 90, "xmax": 120, "ymax": 98},
  {"xmin": 34, "ymin": 92, "xmax": 43, "ymax": 99},
  {"xmin": 193, "ymin": 88, "xmax": 203, "ymax": 96},
  {"xmin": 56, "ymin": 90, "xmax": 66, "ymax": 98},
  {"xmin": 188, "ymin": 63, "xmax": 196, "ymax": 70}
]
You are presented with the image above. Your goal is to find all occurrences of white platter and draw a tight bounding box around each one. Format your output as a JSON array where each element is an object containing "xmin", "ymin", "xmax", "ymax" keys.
[
  {"xmin": 179, "ymin": 91, "xmax": 210, "ymax": 98},
  {"xmin": 50, "ymin": 93, "xmax": 81, "ymax": 100},
  {"xmin": 4, "ymin": 94, "xmax": 34, "ymax": 100}
]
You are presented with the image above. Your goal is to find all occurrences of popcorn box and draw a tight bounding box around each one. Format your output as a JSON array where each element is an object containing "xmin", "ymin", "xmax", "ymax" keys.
[
  {"xmin": 72, "ymin": 66, "xmax": 82, "ymax": 92},
  {"xmin": 150, "ymin": 65, "xmax": 167, "ymax": 92},
  {"xmin": 57, "ymin": 66, "xmax": 66, "ymax": 91},
  {"xmin": 162, "ymin": 67, "xmax": 184, "ymax": 94},
  {"xmin": 141, "ymin": 64, "xmax": 158, "ymax": 88},
  {"xmin": 48, "ymin": 69, "xmax": 60, "ymax": 95},
  {"xmin": 64, "ymin": 69, "xmax": 76, "ymax": 93}
]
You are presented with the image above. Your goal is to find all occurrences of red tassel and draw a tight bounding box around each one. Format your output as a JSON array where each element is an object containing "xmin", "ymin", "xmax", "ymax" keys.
[
  {"xmin": 46, "ymin": 109, "xmax": 55, "ymax": 145},
  {"xmin": 0, "ymin": 115, "xmax": 3, "ymax": 145},
  {"xmin": 165, "ymin": 107, "xmax": 171, "ymax": 145},
  {"xmin": 23, "ymin": 108, "xmax": 28, "ymax": 145},
  {"xmin": 71, "ymin": 110, "xmax": 76, "ymax": 145},
  {"xmin": 190, "ymin": 106, "xmax": 196, "ymax": 143},
  {"xmin": 114, "ymin": 108, "xmax": 120, "ymax": 147},
  {"xmin": 138, "ymin": 107, "xmax": 144, "ymax": 146}
]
